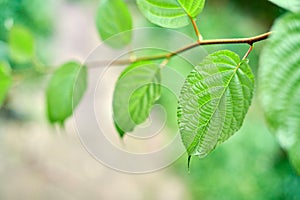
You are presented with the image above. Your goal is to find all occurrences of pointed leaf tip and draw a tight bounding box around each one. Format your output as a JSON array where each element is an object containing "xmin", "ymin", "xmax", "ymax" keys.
[
  {"xmin": 114, "ymin": 120, "xmax": 126, "ymax": 138},
  {"xmin": 188, "ymin": 155, "xmax": 192, "ymax": 173}
]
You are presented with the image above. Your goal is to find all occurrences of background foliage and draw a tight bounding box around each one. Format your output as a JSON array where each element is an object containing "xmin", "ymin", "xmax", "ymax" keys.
[{"xmin": 0, "ymin": 0, "xmax": 300, "ymax": 199}]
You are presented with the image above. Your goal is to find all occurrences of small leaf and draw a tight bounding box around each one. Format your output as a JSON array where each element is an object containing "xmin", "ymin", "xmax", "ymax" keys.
[
  {"xmin": 178, "ymin": 50, "xmax": 254, "ymax": 158},
  {"xmin": 9, "ymin": 25, "xmax": 35, "ymax": 63},
  {"xmin": 46, "ymin": 61, "xmax": 87, "ymax": 125},
  {"xmin": 113, "ymin": 61, "xmax": 161, "ymax": 137},
  {"xmin": 269, "ymin": 0, "xmax": 300, "ymax": 12},
  {"xmin": 96, "ymin": 0, "xmax": 132, "ymax": 48},
  {"xmin": 259, "ymin": 12, "xmax": 300, "ymax": 173},
  {"xmin": 0, "ymin": 61, "xmax": 12, "ymax": 108},
  {"xmin": 136, "ymin": 0, "xmax": 205, "ymax": 28}
]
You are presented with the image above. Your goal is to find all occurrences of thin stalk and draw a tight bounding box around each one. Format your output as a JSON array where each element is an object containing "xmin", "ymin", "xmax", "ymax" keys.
[
  {"xmin": 189, "ymin": 16, "xmax": 202, "ymax": 43},
  {"xmin": 242, "ymin": 45, "xmax": 254, "ymax": 60},
  {"xmin": 87, "ymin": 32, "xmax": 271, "ymax": 67}
]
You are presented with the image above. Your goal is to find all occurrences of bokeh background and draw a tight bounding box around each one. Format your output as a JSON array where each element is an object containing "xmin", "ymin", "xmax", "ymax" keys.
[{"xmin": 0, "ymin": 0, "xmax": 299, "ymax": 199}]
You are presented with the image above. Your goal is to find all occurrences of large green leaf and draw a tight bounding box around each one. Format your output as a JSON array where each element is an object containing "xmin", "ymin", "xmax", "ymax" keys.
[
  {"xmin": 269, "ymin": 0, "xmax": 300, "ymax": 12},
  {"xmin": 46, "ymin": 61, "xmax": 87, "ymax": 125},
  {"xmin": 8, "ymin": 25, "xmax": 35, "ymax": 63},
  {"xmin": 96, "ymin": 0, "xmax": 132, "ymax": 48},
  {"xmin": 0, "ymin": 61, "xmax": 12, "ymax": 108},
  {"xmin": 113, "ymin": 61, "xmax": 161, "ymax": 137},
  {"xmin": 136, "ymin": 0, "xmax": 205, "ymax": 28},
  {"xmin": 259, "ymin": 12, "xmax": 300, "ymax": 173},
  {"xmin": 178, "ymin": 50, "xmax": 254, "ymax": 159}
]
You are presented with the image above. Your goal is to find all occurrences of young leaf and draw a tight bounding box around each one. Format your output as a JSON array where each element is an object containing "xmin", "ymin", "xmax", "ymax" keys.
[
  {"xmin": 9, "ymin": 26, "xmax": 35, "ymax": 63},
  {"xmin": 136, "ymin": 0, "xmax": 205, "ymax": 28},
  {"xmin": 269, "ymin": 0, "xmax": 300, "ymax": 12},
  {"xmin": 46, "ymin": 61, "xmax": 87, "ymax": 125},
  {"xmin": 0, "ymin": 61, "xmax": 12, "ymax": 107},
  {"xmin": 259, "ymin": 12, "xmax": 300, "ymax": 173},
  {"xmin": 96, "ymin": 0, "xmax": 132, "ymax": 48},
  {"xmin": 113, "ymin": 61, "xmax": 161, "ymax": 137},
  {"xmin": 178, "ymin": 50, "xmax": 254, "ymax": 159}
]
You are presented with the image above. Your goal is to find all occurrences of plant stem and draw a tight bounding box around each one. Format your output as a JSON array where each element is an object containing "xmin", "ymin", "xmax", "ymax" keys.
[
  {"xmin": 242, "ymin": 45, "xmax": 253, "ymax": 60},
  {"xmin": 159, "ymin": 58, "xmax": 170, "ymax": 68},
  {"xmin": 87, "ymin": 32, "xmax": 271, "ymax": 67},
  {"xmin": 189, "ymin": 16, "xmax": 202, "ymax": 43}
]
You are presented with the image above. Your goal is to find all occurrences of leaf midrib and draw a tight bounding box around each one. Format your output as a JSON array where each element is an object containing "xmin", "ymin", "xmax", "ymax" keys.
[{"xmin": 188, "ymin": 60, "xmax": 242, "ymax": 155}]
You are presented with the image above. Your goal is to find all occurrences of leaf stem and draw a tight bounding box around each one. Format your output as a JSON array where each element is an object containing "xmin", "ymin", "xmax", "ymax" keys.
[
  {"xmin": 242, "ymin": 45, "xmax": 253, "ymax": 60},
  {"xmin": 87, "ymin": 32, "xmax": 271, "ymax": 67},
  {"xmin": 189, "ymin": 16, "xmax": 202, "ymax": 43},
  {"xmin": 159, "ymin": 58, "xmax": 170, "ymax": 68}
]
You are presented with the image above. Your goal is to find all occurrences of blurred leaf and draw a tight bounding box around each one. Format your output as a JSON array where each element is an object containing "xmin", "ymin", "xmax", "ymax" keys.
[
  {"xmin": 0, "ymin": 41, "xmax": 9, "ymax": 61},
  {"xmin": 0, "ymin": 61, "xmax": 12, "ymax": 108},
  {"xmin": 9, "ymin": 25, "xmax": 35, "ymax": 64},
  {"xmin": 289, "ymin": 140, "xmax": 300, "ymax": 174},
  {"xmin": 269, "ymin": 0, "xmax": 300, "ymax": 12},
  {"xmin": 259, "ymin": 12, "xmax": 300, "ymax": 173},
  {"xmin": 96, "ymin": 0, "xmax": 132, "ymax": 48},
  {"xmin": 113, "ymin": 61, "xmax": 161, "ymax": 137},
  {"xmin": 136, "ymin": 0, "xmax": 205, "ymax": 28},
  {"xmin": 0, "ymin": 0, "xmax": 54, "ymax": 39},
  {"xmin": 178, "ymin": 50, "xmax": 254, "ymax": 161},
  {"xmin": 46, "ymin": 61, "xmax": 87, "ymax": 125}
]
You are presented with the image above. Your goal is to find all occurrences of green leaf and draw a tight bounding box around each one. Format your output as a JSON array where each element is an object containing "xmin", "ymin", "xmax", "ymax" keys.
[
  {"xmin": 9, "ymin": 25, "xmax": 35, "ymax": 63},
  {"xmin": 136, "ymin": 0, "xmax": 205, "ymax": 28},
  {"xmin": 259, "ymin": 12, "xmax": 300, "ymax": 173},
  {"xmin": 269, "ymin": 0, "xmax": 300, "ymax": 12},
  {"xmin": 113, "ymin": 61, "xmax": 161, "ymax": 137},
  {"xmin": 0, "ymin": 41, "xmax": 9, "ymax": 61},
  {"xmin": 0, "ymin": 61, "xmax": 12, "ymax": 108},
  {"xmin": 178, "ymin": 50, "xmax": 254, "ymax": 159},
  {"xmin": 96, "ymin": 0, "xmax": 132, "ymax": 48},
  {"xmin": 46, "ymin": 61, "xmax": 87, "ymax": 125},
  {"xmin": 289, "ymin": 140, "xmax": 300, "ymax": 173}
]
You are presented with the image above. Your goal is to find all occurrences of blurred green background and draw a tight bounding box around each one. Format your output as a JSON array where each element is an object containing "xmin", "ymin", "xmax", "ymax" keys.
[{"xmin": 0, "ymin": 0, "xmax": 299, "ymax": 199}]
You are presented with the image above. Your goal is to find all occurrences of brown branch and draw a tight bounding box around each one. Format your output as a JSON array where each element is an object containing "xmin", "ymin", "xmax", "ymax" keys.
[{"xmin": 87, "ymin": 32, "xmax": 271, "ymax": 67}]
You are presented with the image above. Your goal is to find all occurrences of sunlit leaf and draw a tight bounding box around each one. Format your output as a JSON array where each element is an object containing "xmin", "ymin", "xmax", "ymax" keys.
[
  {"xmin": 0, "ymin": 61, "xmax": 12, "ymax": 107},
  {"xmin": 113, "ymin": 61, "xmax": 161, "ymax": 137},
  {"xmin": 96, "ymin": 0, "xmax": 132, "ymax": 48},
  {"xmin": 136, "ymin": 0, "xmax": 205, "ymax": 28},
  {"xmin": 178, "ymin": 50, "xmax": 254, "ymax": 160},
  {"xmin": 46, "ymin": 61, "xmax": 87, "ymax": 125},
  {"xmin": 259, "ymin": 12, "xmax": 300, "ymax": 173},
  {"xmin": 269, "ymin": 0, "xmax": 300, "ymax": 12},
  {"xmin": 8, "ymin": 25, "xmax": 35, "ymax": 63}
]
